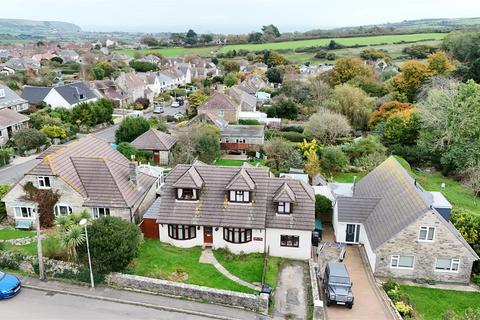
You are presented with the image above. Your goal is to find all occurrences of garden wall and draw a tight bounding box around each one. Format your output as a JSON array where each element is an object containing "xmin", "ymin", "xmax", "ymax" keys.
[
  {"xmin": 309, "ymin": 259, "xmax": 324, "ymax": 320},
  {"xmin": 106, "ymin": 273, "xmax": 269, "ymax": 314}
]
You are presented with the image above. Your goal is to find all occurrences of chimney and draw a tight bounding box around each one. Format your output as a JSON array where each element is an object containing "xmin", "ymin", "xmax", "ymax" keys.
[{"xmin": 129, "ymin": 155, "xmax": 138, "ymax": 185}]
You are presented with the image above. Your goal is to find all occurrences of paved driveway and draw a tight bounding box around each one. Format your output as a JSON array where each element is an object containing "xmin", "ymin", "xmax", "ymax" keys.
[
  {"xmin": 273, "ymin": 262, "xmax": 308, "ymax": 320},
  {"xmin": 319, "ymin": 226, "xmax": 395, "ymax": 320}
]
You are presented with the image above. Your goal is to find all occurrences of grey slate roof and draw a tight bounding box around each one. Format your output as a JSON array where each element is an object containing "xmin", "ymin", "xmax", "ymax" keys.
[
  {"xmin": 21, "ymin": 86, "xmax": 51, "ymax": 104},
  {"xmin": 150, "ymin": 163, "xmax": 315, "ymax": 230},
  {"xmin": 0, "ymin": 83, "xmax": 28, "ymax": 109},
  {"xmin": 0, "ymin": 108, "xmax": 29, "ymax": 128},
  {"xmin": 337, "ymin": 157, "xmax": 479, "ymax": 258},
  {"xmin": 28, "ymin": 135, "xmax": 157, "ymax": 208},
  {"xmin": 54, "ymin": 82, "xmax": 98, "ymax": 105},
  {"xmin": 131, "ymin": 129, "xmax": 177, "ymax": 151},
  {"xmin": 221, "ymin": 125, "xmax": 264, "ymax": 139}
]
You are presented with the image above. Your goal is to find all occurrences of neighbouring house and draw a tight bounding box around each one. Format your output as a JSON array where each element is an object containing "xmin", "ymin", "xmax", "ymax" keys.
[
  {"xmin": 109, "ymin": 54, "xmax": 133, "ymax": 65},
  {"xmin": 332, "ymin": 156, "xmax": 479, "ymax": 284},
  {"xmin": 197, "ymin": 93, "xmax": 240, "ymax": 123},
  {"xmin": 5, "ymin": 57, "xmax": 40, "ymax": 72},
  {"xmin": 56, "ymin": 49, "xmax": 80, "ymax": 62},
  {"xmin": 31, "ymin": 52, "xmax": 56, "ymax": 62},
  {"xmin": 115, "ymin": 72, "xmax": 151, "ymax": 104},
  {"xmin": 22, "ymin": 82, "xmax": 98, "ymax": 109},
  {"xmin": 89, "ymin": 80, "xmax": 128, "ymax": 108},
  {"xmin": 131, "ymin": 129, "xmax": 177, "ymax": 166},
  {"xmin": 2, "ymin": 136, "xmax": 161, "ymax": 226},
  {"xmin": 229, "ymin": 85, "xmax": 257, "ymax": 112},
  {"xmin": 142, "ymin": 162, "xmax": 315, "ymax": 259},
  {"xmin": 140, "ymin": 68, "xmax": 187, "ymax": 95},
  {"xmin": 0, "ymin": 83, "xmax": 29, "ymax": 112},
  {"xmin": 0, "ymin": 108, "xmax": 29, "ymax": 145}
]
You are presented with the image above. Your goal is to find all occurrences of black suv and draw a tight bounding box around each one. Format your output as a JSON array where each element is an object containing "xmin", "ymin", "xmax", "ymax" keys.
[{"xmin": 323, "ymin": 262, "xmax": 354, "ymax": 308}]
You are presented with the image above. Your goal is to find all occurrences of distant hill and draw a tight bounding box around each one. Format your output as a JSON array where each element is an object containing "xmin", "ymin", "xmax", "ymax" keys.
[{"xmin": 0, "ymin": 18, "xmax": 81, "ymax": 37}]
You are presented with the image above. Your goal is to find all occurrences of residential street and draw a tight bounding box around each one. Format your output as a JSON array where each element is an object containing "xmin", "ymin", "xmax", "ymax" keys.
[{"xmin": 1, "ymin": 288, "xmax": 210, "ymax": 320}]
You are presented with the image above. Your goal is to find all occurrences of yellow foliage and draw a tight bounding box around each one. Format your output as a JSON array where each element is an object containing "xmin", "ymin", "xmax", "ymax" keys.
[
  {"xmin": 427, "ymin": 51, "xmax": 454, "ymax": 76},
  {"xmin": 329, "ymin": 57, "xmax": 373, "ymax": 86}
]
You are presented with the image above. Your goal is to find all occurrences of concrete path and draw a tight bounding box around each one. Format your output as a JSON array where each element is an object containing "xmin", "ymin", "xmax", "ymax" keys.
[
  {"xmin": 272, "ymin": 262, "xmax": 308, "ymax": 320},
  {"xmin": 200, "ymin": 249, "xmax": 261, "ymax": 291},
  {"xmin": 18, "ymin": 276, "xmax": 262, "ymax": 320}
]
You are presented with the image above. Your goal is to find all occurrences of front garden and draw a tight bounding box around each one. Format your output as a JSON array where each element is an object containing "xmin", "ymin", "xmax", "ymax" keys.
[{"xmin": 0, "ymin": 227, "xmax": 34, "ymax": 241}]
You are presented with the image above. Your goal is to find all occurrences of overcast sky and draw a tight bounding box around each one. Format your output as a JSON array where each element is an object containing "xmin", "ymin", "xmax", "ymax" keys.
[{"xmin": 2, "ymin": 0, "xmax": 479, "ymax": 33}]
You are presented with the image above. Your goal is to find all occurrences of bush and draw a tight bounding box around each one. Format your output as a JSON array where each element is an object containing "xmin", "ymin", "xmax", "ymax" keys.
[
  {"xmin": 382, "ymin": 278, "xmax": 399, "ymax": 293},
  {"xmin": 0, "ymin": 252, "xmax": 24, "ymax": 270},
  {"xmin": 78, "ymin": 216, "xmax": 142, "ymax": 273},
  {"xmin": 115, "ymin": 117, "xmax": 150, "ymax": 143},
  {"xmin": 315, "ymin": 195, "xmax": 332, "ymax": 219},
  {"xmin": 321, "ymin": 146, "xmax": 349, "ymax": 175},
  {"xmin": 265, "ymin": 130, "xmax": 305, "ymax": 143},
  {"xmin": 280, "ymin": 125, "xmax": 304, "ymax": 133},
  {"xmin": 239, "ymin": 119, "xmax": 261, "ymax": 125},
  {"xmin": 129, "ymin": 60, "xmax": 158, "ymax": 72},
  {"xmin": 395, "ymin": 301, "xmax": 413, "ymax": 317},
  {"xmin": 12, "ymin": 128, "xmax": 48, "ymax": 155}
]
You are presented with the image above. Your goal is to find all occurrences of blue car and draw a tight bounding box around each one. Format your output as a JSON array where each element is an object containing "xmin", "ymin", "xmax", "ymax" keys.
[{"xmin": 0, "ymin": 270, "xmax": 21, "ymax": 299}]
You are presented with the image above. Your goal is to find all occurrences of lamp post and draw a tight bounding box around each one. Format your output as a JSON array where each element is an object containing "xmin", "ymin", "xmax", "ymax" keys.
[
  {"xmin": 79, "ymin": 219, "xmax": 94, "ymax": 289},
  {"xmin": 35, "ymin": 208, "xmax": 45, "ymax": 281}
]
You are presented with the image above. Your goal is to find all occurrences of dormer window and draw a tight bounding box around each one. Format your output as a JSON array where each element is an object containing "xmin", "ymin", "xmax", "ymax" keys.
[
  {"xmin": 278, "ymin": 202, "xmax": 291, "ymax": 214},
  {"xmin": 37, "ymin": 176, "xmax": 51, "ymax": 189},
  {"xmin": 79, "ymin": 93, "xmax": 85, "ymax": 100},
  {"xmin": 177, "ymin": 188, "xmax": 198, "ymax": 201},
  {"xmin": 229, "ymin": 190, "xmax": 250, "ymax": 203}
]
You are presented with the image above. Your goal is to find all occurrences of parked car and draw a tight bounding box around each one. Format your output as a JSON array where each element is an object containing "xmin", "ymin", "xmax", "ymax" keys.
[
  {"xmin": 171, "ymin": 101, "xmax": 180, "ymax": 108},
  {"xmin": 153, "ymin": 106, "xmax": 164, "ymax": 114},
  {"xmin": 175, "ymin": 97, "xmax": 185, "ymax": 106},
  {"xmin": 322, "ymin": 262, "xmax": 354, "ymax": 308},
  {"xmin": 128, "ymin": 110, "xmax": 144, "ymax": 118},
  {"xmin": 174, "ymin": 112, "xmax": 184, "ymax": 120},
  {"xmin": 0, "ymin": 270, "xmax": 21, "ymax": 299}
]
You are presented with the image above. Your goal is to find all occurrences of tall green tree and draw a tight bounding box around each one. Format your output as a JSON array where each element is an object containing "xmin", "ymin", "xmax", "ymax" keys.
[{"xmin": 115, "ymin": 117, "xmax": 150, "ymax": 143}]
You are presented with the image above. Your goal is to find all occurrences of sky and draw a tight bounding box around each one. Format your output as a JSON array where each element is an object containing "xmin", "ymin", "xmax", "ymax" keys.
[{"xmin": 1, "ymin": 0, "xmax": 480, "ymax": 33}]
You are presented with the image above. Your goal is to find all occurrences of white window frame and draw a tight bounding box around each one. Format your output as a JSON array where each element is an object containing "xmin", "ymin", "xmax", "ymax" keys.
[
  {"xmin": 277, "ymin": 202, "xmax": 291, "ymax": 214},
  {"xmin": 54, "ymin": 204, "xmax": 73, "ymax": 217},
  {"xmin": 37, "ymin": 176, "xmax": 51, "ymax": 189},
  {"xmin": 13, "ymin": 206, "xmax": 36, "ymax": 220},
  {"xmin": 390, "ymin": 255, "xmax": 415, "ymax": 270},
  {"xmin": 228, "ymin": 190, "xmax": 250, "ymax": 203},
  {"xmin": 91, "ymin": 207, "xmax": 110, "ymax": 219},
  {"xmin": 435, "ymin": 257, "xmax": 460, "ymax": 273},
  {"xmin": 418, "ymin": 226, "xmax": 436, "ymax": 242}
]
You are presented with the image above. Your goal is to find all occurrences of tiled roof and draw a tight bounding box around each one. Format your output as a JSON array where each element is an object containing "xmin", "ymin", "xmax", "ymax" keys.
[
  {"xmin": 0, "ymin": 83, "xmax": 28, "ymax": 108},
  {"xmin": 0, "ymin": 108, "xmax": 29, "ymax": 128},
  {"xmin": 131, "ymin": 129, "xmax": 177, "ymax": 151},
  {"xmin": 197, "ymin": 93, "xmax": 239, "ymax": 112},
  {"xmin": 28, "ymin": 136, "xmax": 157, "ymax": 208},
  {"xmin": 22, "ymin": 86, "xmax": 51, "ymax": 104},
  {"xmin": 172, "ymin": 166, "xmax": 204, "ymax": 189},
  {"xmin": 225, "ymin": 168, "xmax": 255, "ymax": 191},
  {"xmin": 273, "ymin": 182, "xmax": 297, "ymax": 203},
  {"xmin": 149, "ymin": 163, "xmax": 314, "ymax": 230}
]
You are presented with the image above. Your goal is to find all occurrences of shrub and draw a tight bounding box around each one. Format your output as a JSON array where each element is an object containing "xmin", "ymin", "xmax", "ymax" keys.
[
  {"xmin": 239, "ymin": 119, "xmax": 261, "ymax": 125},
  {"xmin": 115, "ymin": 117, "xmax": 150, "ymax": 143},
  {"xmin": 320, "ymin": 146, "xmax": 349, "ymax": 175},
  {"xmin": 42, "ymin": 236, "xmax": 67, "ymax": 260},
  {"xmin": 382, "ymin": 278, "xmax": 399, "ymax": 293},
  {"xmin": 0, "ymin": 252, "xmax": 24, "ymax": 270},
  {"xmin": 78, "ymin": 216, "xmax": 142, "ymax": 273},
  {"xmin": 129, "ymin": 60, "xmax": 158, "ymax": 72},
  {"xmin": 395, "ymin": 301, "xmax": 413, "ymax": 317},
  {"xmin": 315, "ymin": 195, "xmax": 332, "ymax": 219},
  {"xmin": 12, "ymin": 128, "xmax": 48, "ymax": 155}
]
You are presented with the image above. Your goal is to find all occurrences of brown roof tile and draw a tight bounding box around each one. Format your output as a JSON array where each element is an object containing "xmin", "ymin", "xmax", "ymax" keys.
[{"xmin": 131, "ymin": 129, "xmax": 177, "ymax": 151}]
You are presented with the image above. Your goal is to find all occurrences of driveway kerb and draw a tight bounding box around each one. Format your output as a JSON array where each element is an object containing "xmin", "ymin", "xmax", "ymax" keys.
[{"xmin": 21, "ymin": 283, "xmax": 245, "ymax": 320}]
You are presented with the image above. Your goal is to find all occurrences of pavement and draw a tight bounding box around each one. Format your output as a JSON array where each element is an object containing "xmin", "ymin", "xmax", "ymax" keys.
[
  {"xmin": 272, "ymin": 262, "xmax": 308, "ymax": 320},
  {"xmin": 15, "ymin": 276, "xmax": 263, "ymax": 320},
  {"xmin": 319, "ymin": 225, "xmax": 395, "ymax": 320}
]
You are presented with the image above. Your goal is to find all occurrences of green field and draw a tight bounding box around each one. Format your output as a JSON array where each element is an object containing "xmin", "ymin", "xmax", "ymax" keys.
[{"xmin": 115, "ymin": 32, "xmax": 447, "ymax": 59}]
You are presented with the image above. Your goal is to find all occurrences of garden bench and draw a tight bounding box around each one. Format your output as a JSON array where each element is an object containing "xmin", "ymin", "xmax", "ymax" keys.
[{"xmin": 15, "ymin": 220, "xmax": 33, "ymax": 230}]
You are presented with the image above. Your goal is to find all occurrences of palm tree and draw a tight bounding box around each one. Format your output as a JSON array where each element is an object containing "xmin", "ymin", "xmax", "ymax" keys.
[{"xmin": 62, "ymin": 225, "xmax": 85, "ymax": 261}]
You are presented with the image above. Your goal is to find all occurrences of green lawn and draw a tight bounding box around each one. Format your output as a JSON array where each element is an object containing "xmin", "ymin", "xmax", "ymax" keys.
[
  {"xmin": 128, "ymin": 239, "xmax": 255, "ymax": 293},
  {"xmin": 331, "ymin": 172, "xmax": 366, "ymax": 183},
  {"xmin": 0, "ymin": 227, "xmax": 34, "ymax": 241},
  {"xmin": 400, "ymin": 285, "xmax": 480, "ymax": 320},
  {"xmin": 214, "ymin": 158, "xmax": 265, "ymax": 167},
  {"xmin": 115, "ymin": 33, "xmax": 446, "ymax": 58}
]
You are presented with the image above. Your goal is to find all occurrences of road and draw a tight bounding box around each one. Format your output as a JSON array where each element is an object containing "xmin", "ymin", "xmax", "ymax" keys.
[{"xmin": 1, "ymin": 288, "xmax": 210, "ymax": 320}]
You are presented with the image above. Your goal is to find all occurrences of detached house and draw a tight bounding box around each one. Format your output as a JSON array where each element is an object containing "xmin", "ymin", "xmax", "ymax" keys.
[
  {"xmin": 197, "ymin": 93, "xmax": 240, "ymax": 123},
  {"xmin": 131, "ymin": 129, "xmax": 177, "ymax": 166},
  {"xmin": 0, "ymin": 108, "xmax": 29, "ymax": 146},
  {"xmin": 332, "ymin": 157, "xmax": 479, "ymax": 284},
  {"xmin": 143, "ymin": 162, "xmax": 315, "ymax": 259},
  {"xmin": 2, "ymin": 136, "xmax": 160, "ymax": 226},
  {"xmin": 22, "ymin": 82, "xmax": 98, "ymax": 109},
  {"xmin": 0, "ymin": 83, "xmax": 29, "ymax": 112}
]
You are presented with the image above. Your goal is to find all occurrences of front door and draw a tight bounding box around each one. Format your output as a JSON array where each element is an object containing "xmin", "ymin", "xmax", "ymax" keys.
[
  {"xmin": 203, "ymin": 226, "xmax": 213, "ymax": 245},
  {"xmin": 153, "ymin": 151, "xmax": 160, "ymax": 165},
  {"xmin": 345, "ymin": 224, "xmax": 360, "ymax": 243}
]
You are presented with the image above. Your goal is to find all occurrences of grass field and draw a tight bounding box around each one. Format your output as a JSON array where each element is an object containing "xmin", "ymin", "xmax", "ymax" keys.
[
  {"xmin": 127, "ymin": 239, "xmax": 255, "ymax": 293},
  {"xmin": 114, "ymin": 32, "xmax": 447, "ymax": 60},
  {"xmin": 400, "ymin": 285, "xmax": 480, "ymax": 320},
  {"xmin": 214, "ymin": 158, "xmax": 265, "ymax": 167}
]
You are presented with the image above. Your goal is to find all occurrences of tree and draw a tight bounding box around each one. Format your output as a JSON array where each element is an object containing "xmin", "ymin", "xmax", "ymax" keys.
[
  {"xmin": 116, "ymin": 142, "xmax": 141, "ymax": 161},
  {"xmin": 115, "ymin": 117, "xmax": 150, "ymax": 143},
  {"xmin": 369, "ymin": 101, "xmax": 414, "ymax": 128},
  {"xmin": 344, "ymin": 135, "xmax": 386, "ymax": 160},
  {"xmin": 92, "ymin": 61, "xmax": 115, "ymax": 80},
  {"xmin": 223, "ymin": 72, "xmax": 239, "ymax": 87},
  {"xmin": 187, "ymin": 91, "xmax": 208, "ymax": 112},
  {"xmin": 12, "ymin": 128, "xmax": 48, "ymax": 155},
  {"xmin": 248, "ymin": 32, "xmax": 263, "ymax": 43},
  {"xmin": 304, "ymin": 109, "xmax": 351, "ymax": 144},
  {"xmin": 271, "ymin": 98, "xmax": 299, "ymax": 120},
  {"xmin": 463, "ymin": 166, "xmax": 480, "ymax": 205},
  {"xmin": 78, "ymin": 216, "xmax": 142, "ymax": 273},
  {"xmin": 324, "ymin": 84, "xmax": 374, "ymax": 130},
  {"xmin": 402, "ymin": 44, "xmax": 436, "ymax": 59},
  {"xmin": 381, "ymin": 111, "xmax": 421, "ymax": 147},
  {"xmin": 309, "ymin": 75, "xmax": 332, "ymax": 105},
  {"xmin": 141, "ymin": 36, "xmax": 159, "ymax": 47},
  {"xmin": 266, "ymin": 51, "xmax": 288, "ymax": 67},
  {"xmin": 388, "ymin": 60, "xmax": 431, "ymax": 102},
  {"xmin": 329, "ymin": 57, "xmax": 373, "ymax": 86},
  {"xmin": 321, "ymin": 147, "xmax": 349, "ymax": 175},
  {"xmin": 129, "ymin": 60, "xmax": 158, "ymax": 72},
  {"xmin": 305, "ymin": 150, "xmax": 321, "ymax": 179},
  {"xmin": 170, "ymin": 123, "xmax": 220, "ymax": 165},
  {"xmin": 315, "ymin": 195, "xmax": 332, "ymax": 219},
  {"xmin": 427, "ymin": 51, "xmax": 453, "ymax": 76},
  {"xmin": 185, "ymin": 29, "xmax": 198, "ymax": 45},
  {"xmin": 261, "ymin": 24, "xmax": 280, "ymax": 41},
  {"xmin": 200, "ymin": 34, "xmax": 213, "ymax": 44},
  {"xmin": 221, "ymin": 60, "xmax": 240, "ymax": 73},
  {"xmin": 360, "ymin": 48, "xmax": 390, "ymax": 62},
  {"xmin": 442, "ymin": 31, "xmax": 480, "ymax": 81},
  {"xmin": 264, "ymin": 137, "xmax": 293, "ymax": 172},
  {"xmin": 266, "ymin": 67, "xmax": 284, "ymax": 83},
  {"xmin": 41, "ymin": 125, "xmax": 68, "ymax": 140}
]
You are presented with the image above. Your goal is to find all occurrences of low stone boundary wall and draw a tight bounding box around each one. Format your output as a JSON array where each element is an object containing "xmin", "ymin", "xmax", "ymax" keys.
[
  {"xmin": 106, "ymin": 273, "xmax": 269, "ymax": 314},
  {"xmin": 309, "ymin": 259, "xmax": 324, "ymax": 320},
  {"xmin": 0, "ymin": 251, "xmax": 80, "ymax": 276}
]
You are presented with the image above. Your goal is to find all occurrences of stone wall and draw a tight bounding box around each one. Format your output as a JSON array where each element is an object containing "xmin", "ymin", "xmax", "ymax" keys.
[
  {"xmin": 309, "ymin": 259, "xmax": 324, "ymax": 320},
  {"xmin": 374, "ymin": 211, "xmax": 476, "ymax": 284},
  {"xmin": 106, "ymin": 273, "xmax": 269, "ymax": 314},
  {"xmin": 0, "ymin": 251, "xmax": 80, "ymax": 276}
]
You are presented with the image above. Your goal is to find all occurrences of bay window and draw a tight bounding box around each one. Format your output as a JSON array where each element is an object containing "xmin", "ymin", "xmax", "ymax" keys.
[
  {"xmin": 228, "ymin": 190, "xmax": 250, "ymax": 203},
  {"xmin": 168, "ymin": 224, "xmax": 196, "ymax": 240},
  {"xmin": 435, "ymin": 258, "xmax": 460, "ymax": 272},
  {"xmin": 223, "ymin": 228, "xmax": 252, "ymax": 243},
  {"xmin": 14, "ymin": 206, "xmax": 36, "ymax": 219}
]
